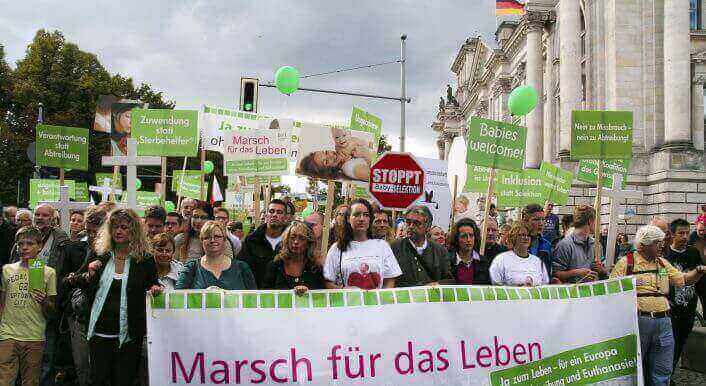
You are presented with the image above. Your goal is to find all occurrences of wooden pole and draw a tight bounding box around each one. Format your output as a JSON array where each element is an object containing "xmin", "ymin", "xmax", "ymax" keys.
[
  {"xmin": 160, "ymin": 157, "xmax": 167, "ymax": 201},
  {"xmin": 594, "ymin": 161, "xmax": 604, "ymax": 263},
  {"xmin": 479, "ymin": 168, "xmax": 496, "ymax": 255},
  {"xmin": 199, "ymin": 149, "xmax": 206, "ymax": 201},
  {"xmin": 450, "ymin": 175, "xmax": 458, "ymax": 230},
  {"xmin": 320, "ymin": 180, "xmax": 336, "ymax": 257},
  {"xmin": 176, "ymin": 156, "xmax": 188, "ymax": 210},
  {"xmin": 253, "ymin": 181, "xmax": 261, "ymax": 228},
  {"xmin": 109, "ymin": 166, "xmax": 119, "ymax": 202},
  {"xmin": 264, "ymin": 177, "xmax": 272, "ymax": 205},
  {"xmin": 59, "ymin": 169, "xmax": 65, "ymax": 186}
]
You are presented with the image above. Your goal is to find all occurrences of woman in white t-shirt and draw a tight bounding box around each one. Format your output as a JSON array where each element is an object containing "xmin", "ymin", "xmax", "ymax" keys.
[
  {"xmin": 490, "ymin": 222, "xmax": 549, "ymax": 286},
  {"xmin": 324, "ymin": 199, "xmax": 402, "ymax": 289}
]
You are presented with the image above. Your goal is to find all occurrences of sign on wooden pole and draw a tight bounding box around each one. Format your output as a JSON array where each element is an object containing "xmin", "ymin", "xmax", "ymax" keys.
[
  {"xmin": 89, "ymin": 178, "xmax": 123, "ymax": 203},
  {"xmin": 320, "ymin": 181, "xmax": 336, "ymax": 257},
  {"xmin": 479, "ymin": 168, "xmax": 496, "ymax": 255}
]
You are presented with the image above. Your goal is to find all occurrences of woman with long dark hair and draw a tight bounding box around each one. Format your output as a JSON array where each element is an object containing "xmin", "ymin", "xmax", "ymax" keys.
[
  {"xmin": 75, "ymin": 208, "xmax": 161, "ymax": 386},
  {"xmin": 323, "ymin": 199, "xmax": 401, "ymax": 289},
  {"xmin": 444, "ymin": 218, "xmax": 491, "ymax": 285}
]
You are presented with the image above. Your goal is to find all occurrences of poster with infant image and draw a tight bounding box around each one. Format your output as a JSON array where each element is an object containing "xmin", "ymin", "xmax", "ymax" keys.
[{"xmin": 295, "ymin": 122, "xmax": 378, "ymax": 183}]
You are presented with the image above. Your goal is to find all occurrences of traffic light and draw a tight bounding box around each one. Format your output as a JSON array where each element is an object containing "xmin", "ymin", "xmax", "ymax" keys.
[{"xmin": 240, "ymin": 77, "xmax": 259, "ymax": 112}]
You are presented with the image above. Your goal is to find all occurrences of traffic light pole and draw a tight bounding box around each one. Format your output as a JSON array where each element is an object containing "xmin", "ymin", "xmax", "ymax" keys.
[{"xmin": 259, "ymin": 35, "xmax": 411, "ymax": 151}]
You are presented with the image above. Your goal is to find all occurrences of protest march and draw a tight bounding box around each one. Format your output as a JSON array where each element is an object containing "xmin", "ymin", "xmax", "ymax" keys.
[{"xmin": 3, "ymin": 1, "xmax": 706, "ymax": 386}]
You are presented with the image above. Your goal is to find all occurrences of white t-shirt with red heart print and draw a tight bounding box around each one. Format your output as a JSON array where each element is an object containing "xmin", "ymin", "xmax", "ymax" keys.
[{"xmin": 324, "ymin": 239, "xmax": 402, "ymax": 289}]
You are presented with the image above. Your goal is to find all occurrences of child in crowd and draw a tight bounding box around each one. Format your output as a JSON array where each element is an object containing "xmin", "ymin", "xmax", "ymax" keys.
[{"xmin": 0, "ymin": 226, "xmax": 57, "ymax": 386}]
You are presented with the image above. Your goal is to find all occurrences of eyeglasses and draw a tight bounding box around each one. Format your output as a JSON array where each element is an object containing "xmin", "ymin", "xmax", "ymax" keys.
[
  {"xmin": 203, "ymin": 235, "xmax": 224, "ymax": 241},
  {"xmin": 154, "ymin": 247, "xmax": 173, "ymax": 254}
]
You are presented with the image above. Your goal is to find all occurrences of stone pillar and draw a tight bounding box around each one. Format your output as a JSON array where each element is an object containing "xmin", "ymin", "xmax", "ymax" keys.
[
  {"xmin": 558, "ymin": 0, "xmax": 582, "ymax": 155},
  {"xmin": 437, "ymin": 138, "xmax": 446, "ymax": 160},
  {"xmin": 444, "ymin": 135, "xmax": 453, "ymax": 160},
  {"xmin": 543, "ymin": 25, "xmax": 555, "ymax": 163},
  {"xmin": 525, "ymin": 15, "xmax": 544, "ymax": 168},
  {"xmin": 664, "ymin": 0, "xmax": 692, "ymax": 145},
  {"xmin": 692, "ymin": 74, "xmax": 706, "ymax": 150}
]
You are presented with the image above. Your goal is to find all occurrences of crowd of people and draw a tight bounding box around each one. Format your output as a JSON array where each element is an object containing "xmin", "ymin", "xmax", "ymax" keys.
[{"xmin": 0, "ymin": 197, "xmax": 705, "ymax": 385}]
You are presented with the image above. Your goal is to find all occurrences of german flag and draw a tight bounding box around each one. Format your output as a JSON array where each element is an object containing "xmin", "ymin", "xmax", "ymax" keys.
[{"xmin": 496, "ymin": 0, "xmax": 525, "ymax": 16}]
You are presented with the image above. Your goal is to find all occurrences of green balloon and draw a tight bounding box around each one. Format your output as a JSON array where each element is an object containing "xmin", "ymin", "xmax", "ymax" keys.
[
  {"xmin": 135, "ymin": 178, "xmax": 142, "ymax": 190},
  {"xmin": 508, "ymin": 85, "xmax": 538, "ymax": 116},
  {"xmin": 164, "ymin": 200, "xmax": 176, "ymax": 212},
  {"xmin": 203, "ymin": 160, "xmax": 215, "ymax": 174},
  {"xmin": 275, "ymin": 66, "xmax": 300, "ymax": 95}
]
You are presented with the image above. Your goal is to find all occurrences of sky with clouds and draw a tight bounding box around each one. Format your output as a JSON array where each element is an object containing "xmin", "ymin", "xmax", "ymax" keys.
[{"xmin": 1, "ymin": 0, "xmax": 498, "ymax": 189}]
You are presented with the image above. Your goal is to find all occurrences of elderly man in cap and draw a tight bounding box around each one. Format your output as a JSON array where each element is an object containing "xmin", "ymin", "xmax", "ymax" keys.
[
  {"xmin": 391, "ymin": 205, "xmax": 450, "ymax": 287},
  {"xmin": 610, "ymin": 225, "xmax": 706, "ymax": 386}
]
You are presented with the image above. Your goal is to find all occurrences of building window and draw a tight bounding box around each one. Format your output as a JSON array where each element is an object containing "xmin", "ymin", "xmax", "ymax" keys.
[{"xmin": 691, "ymin": 0, "xmax": 701, "ymax": 30}]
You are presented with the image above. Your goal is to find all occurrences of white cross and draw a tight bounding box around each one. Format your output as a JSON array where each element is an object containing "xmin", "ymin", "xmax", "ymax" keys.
[
  {"xmin": 89, "ymin": 178, "xmax": 123, "ymax": 203},
  {"xmin": 39, "ymin": 185, "xmax": 92, "ymax": 234},
  {"xmin": 102, "ymin": 138, "xmax": 160, "ymax": 211},
  {"xmin": 598, "ymin": 173, "xmax": 644, "ymax": 268}
]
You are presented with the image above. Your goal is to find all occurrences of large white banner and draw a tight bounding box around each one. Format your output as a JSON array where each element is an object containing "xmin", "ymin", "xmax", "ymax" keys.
[{"xmin": 147, "ymin": 279, "xmax": 642, "ymax": 385}]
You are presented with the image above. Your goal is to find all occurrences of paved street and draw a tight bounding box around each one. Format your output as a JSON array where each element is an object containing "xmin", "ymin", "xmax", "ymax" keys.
[{"xmin": 673, "ymin": 367, "xmax": 706, "ymax": 385}]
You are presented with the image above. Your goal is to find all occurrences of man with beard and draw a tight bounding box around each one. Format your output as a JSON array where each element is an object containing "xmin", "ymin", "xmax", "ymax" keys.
[
  {"xmin": 391, "ymin": 205, "xmax": 449, "ymax": 287},
  {"xmin": 9, "ymin": 204, "xmax": 69, "ymax": 386},
  {"xmin": 304, "ymin": 211, "xmax": 324, "ymax": 263},
  {"xmin": 56, "ymin": 202, "xmax": 113, "ymax": 386},
  {"xmin": 665, "ymin": 219, "xmax": 705, "ymax": 374},
  {"xmin": 237, "ymin": 199, "xmax": 288, "ymax": 287}
]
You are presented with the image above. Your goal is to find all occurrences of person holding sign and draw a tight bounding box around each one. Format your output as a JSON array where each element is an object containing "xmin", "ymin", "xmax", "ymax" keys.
[
  {"xmin": 489, "ymin": 222, "xmax": 549, "ymax": 286},
  {"xmin": 553, "ymin": 205, "xmax": 607, "ymax": 283},
  {"xmin": 76, "ymin": 209, "xmax": 161, "ymax": 386},
  {"xmin": 610, "ymin": 225, "xmax": 706, "ymax": 386},
  {"xmin": 323, "ymin": 199, "xmax": 402, "ymax": 290},
  {"xmin": 262, "ymin": 221, "xmax": 324, "ymax": 294},
  {"xmin": 0, "ymin": 226, "xmax": 57, "ymax": 386}
]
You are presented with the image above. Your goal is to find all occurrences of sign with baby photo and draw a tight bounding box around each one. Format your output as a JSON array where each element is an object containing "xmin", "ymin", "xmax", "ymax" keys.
[{"xmin": 295, "ymin": 122, "xmax": 378, "ymax": 183}]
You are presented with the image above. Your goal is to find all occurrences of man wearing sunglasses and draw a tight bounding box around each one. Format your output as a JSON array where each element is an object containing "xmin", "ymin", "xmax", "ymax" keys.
[{"xmin": 391, "ymin": 205, "xmax": 450, "ymax": 287}]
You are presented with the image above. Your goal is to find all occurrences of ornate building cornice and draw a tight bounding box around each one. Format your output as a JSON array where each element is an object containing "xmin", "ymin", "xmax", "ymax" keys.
[{"xmin": 490, "ymin": 76, "xmax": 513, "ymax": 98}]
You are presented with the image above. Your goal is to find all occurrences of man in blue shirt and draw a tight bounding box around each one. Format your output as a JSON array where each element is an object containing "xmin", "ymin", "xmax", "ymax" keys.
[
  {"xmin": 542, "ymin": 202, "xmax": 560, "ymax": 243},
  {"xmin": 522, "ymin": 204, "xmax": 553, "ymax": 277}
]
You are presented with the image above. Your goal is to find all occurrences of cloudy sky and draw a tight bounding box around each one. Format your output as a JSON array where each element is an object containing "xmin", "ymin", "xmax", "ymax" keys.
[{"xmin": 2, "ymin": 0, "xmax": 498, "ymax": 190}]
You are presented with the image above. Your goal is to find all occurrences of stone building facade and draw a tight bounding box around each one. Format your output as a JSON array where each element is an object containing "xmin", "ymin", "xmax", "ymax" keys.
[{"xmin": 433, "ymin": 0, "xmax": 706, "ymax": 232}]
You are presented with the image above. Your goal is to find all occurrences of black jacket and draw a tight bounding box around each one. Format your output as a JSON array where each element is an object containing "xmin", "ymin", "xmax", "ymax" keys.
[
  {"xmin": 446, "ymin": 250, "xmax": 492, "ymax": 285},
  {"xmin": 237, "ymin": 224, "xmax": 280, "ymax": 288},
  {"xmin": 78, "ymin": 253, "xmax": 158, "ymax": 341},
  {"xmin": 390, "ymin": 238, "xmax": 450, "ymax": 287}
]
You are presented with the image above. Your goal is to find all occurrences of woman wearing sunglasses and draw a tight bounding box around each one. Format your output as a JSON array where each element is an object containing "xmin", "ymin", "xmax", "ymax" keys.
[
  {"xmin": 489, "ymin": 222, "xmax": 549, "ymax": 286},
  {"xmin": 176, "ymin": 221, "xmax": 256, "ymax": 290},
  {"xmin": 262, "ymin": 221, "xmax": 324, "ymax": 295}
]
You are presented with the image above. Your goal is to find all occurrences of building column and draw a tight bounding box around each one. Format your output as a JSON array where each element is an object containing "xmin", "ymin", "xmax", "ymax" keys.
[
  {"xmin": 664, "ymin": 0, "xmax": 692, "ymax": 145},
  {"xmin": 436, "ymin": 138, "xmax": 446, "ymax": 160},
  {"xmin": 692, "ymin": 73, "xmax": 706, "ymax": 150},
  {"xmin": 558, "ymin": 0, "xmax": 582, "ymax": 155},
  {"xmin": 525, "ymin": 16, "xmax": 545, "ymax": 168},
  {"xmin": 543, "ymin": 24, "xmax": 555, "ymax": 163}
]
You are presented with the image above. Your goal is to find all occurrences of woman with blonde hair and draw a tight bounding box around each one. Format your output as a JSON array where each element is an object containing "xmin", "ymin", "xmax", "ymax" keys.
[
  {"xmin": 76, "ymin": 208, "xmax": 161, "ymax": 386},
  {"xmin": 489, "ymin": 221, "xmax": 549, "ymax": 287},
  {"xmin": 262, "ymin": 221, "xmax": 325, "ymax": 294},
  {"xmin": 176, "ymin": 221, "xmax": 255, "ymax": 290}
]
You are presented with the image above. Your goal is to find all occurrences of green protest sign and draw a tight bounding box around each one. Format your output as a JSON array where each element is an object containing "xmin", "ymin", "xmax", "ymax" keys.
[
  {"xmin": 494, "ymin": 169, "xmax": 545, "ymax": 208},
  {"xmin": 36, "ymin": 124, "xmax": 89, "ymax": 170},
  {"xmin": 466, "ymin": 117, "xmax": 527, "ymax": 172},
  {"xmin": 245, "ymin": 176, "xmax": 282, "ymax": 185},
  {"xmin": 74, "ymin": 182, "xmax": 89, "ymax": 202},
  {"xmin": 121, "ymin": 191, "xmax": 162, "ymax": 216},
  {"xmin": 95, "ymin": 173, "xmax": 123, "ymax": 189},
  {"xmin": 172, "ymin": 170, "xmax": 202, "ymax": 199},
  {"xmin": 224, "ymin": 129, "xmax": 291, "ymax": 176},
  {"xmin": 132, "ymin": 109, "xmax": 199, "ymax": 156},
  {"xmin": 28, "ymin": 259, "xmax": 45, "ymax": 291},
  {"xmin": 577, "ymin": 159, "xmax": 630, "ymax": 189},
  {"xmin": 539, "ymin": 162, "xmax": 573, "ymax": 206},
  {"xmin": 350, "ymin": 107, "xmax": 382, "ymax": 147},
  {"xmin": 464, "ymin": 165, "xmax": 492, "ymax": 193},
  {"xmin": 29, "ymin": 179, "xmax": 76, "ymax": 208},
  {"xmin": 571, "ymin": 110, "xmax": 632, "ymax": 160}
]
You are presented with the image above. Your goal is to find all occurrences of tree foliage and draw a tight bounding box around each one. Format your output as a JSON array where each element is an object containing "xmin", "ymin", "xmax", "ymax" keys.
[{"xmin": 0, "ymin": 30, "xmax": 174, "ymax": 205}]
